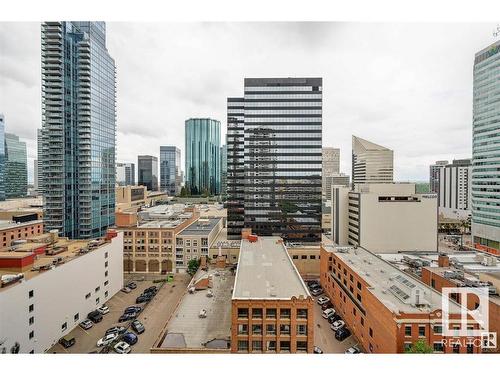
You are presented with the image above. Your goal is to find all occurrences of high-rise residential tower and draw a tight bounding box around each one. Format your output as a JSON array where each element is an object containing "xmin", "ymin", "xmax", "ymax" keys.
[
  {"xmin": 226, "ymin": 98, "xmax": 245, "ymax": 239},
  {"xmin": 0, "ymin": 114, "xmax": 5, "ymax": 201},
  {"xmin": 138, "ymin": 155, "xmax": 158, "ymax": 191},
  {"xmin": 429, "ymin": 160, "xmax": 449, "ymax": 194},
  {"xmin": 116, "ymin": 162, "xmax": 135, "ymax": 186},
  {"xmin": 472, "ymin": 40, "xmax": 500, "ymax": 254},
  {"xmin": 160, "ymin": 146, "xmax": 182, "ymax": 196},
  {"xmin": 322, "ymin": 147, "xmax": 340, "ymax": 199},
  {"xmin": 41, "ymin": 22, "xmax": 116, "ymax": 239},
  {"xmin": 184, "ymin": 118, "xmax": 221, "ymax": 196},
  {"xmin": 239, "ymin": 77, "xmax": 323, "ymax": 242},
  {"xmin": 5, "ymin": 133, "xmax": 28, "ymax": 198},
  {"xmin": 352, "ymin": 136, "xmax": 393, "ymax": 186},
  {"xmin": 220, "ymin": 144, "xmax": 227, "ymax": 196},
  {"xmin": 35, "ymin": 128, "xmax": 43, "ymax": 194}
]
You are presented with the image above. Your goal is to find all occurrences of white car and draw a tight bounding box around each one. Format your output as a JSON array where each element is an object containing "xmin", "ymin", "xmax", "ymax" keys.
[
  {"xmin": 96, "ymin": 333, "xmax": 118, "ymax": 347},
  {"xmin": 97, "ymin": 305, "xmax": 110, "ymax": 315},
  {"xmin": 114, "ymin": 341, "xmax": 131, "ymax": 354},
  {"xmin": 330, "ymin": 320, "xmax": 345, "ymax": 331},
  {"xmin": 317, "ymin": 296, "xmax": 330, "ymax": 305},
  {"xmin": 322, "ymin": 308, "xmax": 336, "ymax": 319},
  {"xmin": 345, "ymin": 346, "xmax": 361, "ymax": 354}
]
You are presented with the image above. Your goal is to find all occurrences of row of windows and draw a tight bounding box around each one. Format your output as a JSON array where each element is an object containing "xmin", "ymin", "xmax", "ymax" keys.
[
  {"xmin": 237, "ymin": 323, "xmax": 308, "ymax": 335},
  {"xmin": 237, "ymin": 307, "xmax": 308, "ymax": 319},
  {"xmin": 237, "ymin": 339, "xmax": 307, "ymax": 352}
]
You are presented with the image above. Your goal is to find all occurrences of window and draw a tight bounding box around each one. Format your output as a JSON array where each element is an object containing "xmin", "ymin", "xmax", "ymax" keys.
[
  {"xmin": 349, "ymin": 286, "xmax": 354, "ymax": 293},
  {"xmin": 266, "ymin": 324, "xmax": 276, "ymax": 335},
  {"xmin": 105, "ymin": 291, "xmax": 108, "ymax": 298},
  {"xmin": 238, "ymin": 308, "xmax": 249, "ymax": 318},
  {"xmin": 297, "ymin": 325, "xmax": 307, "ymax": 335},
  {"xmin": 466, "ymin": 344, "xmax": 474, "ymax": 354},
  {"xmin": 280, "ymin": 308, "xmax": 291, "ymax": 319},
  {"xmin": 297, "ymin": 309, "xmax": 307, "ymax": 319},
  {"xmin": 267, "ymin": 340, "xmax": 276, "ymax": 351},
  {"xmin": 29, "ymin": 331, "xmax": 34, "ymax": 340},
  {"xmin": 405, "ymin": 326, "xmax": 412, "ymax": 337},
  {"xmin": 352, "ymin": 308, "xmax": 357, "ymax": 316},
  {"xmin": 297, "ymin": 341, "xmax": 307, "ymax": 352},
  {"xmin": 369, "ymin": 328, "xmax": 373, "ymax": 338},
  {"xmin": 238, "ymin": 324, "xmax": 248, "ymax": 334},
  {"xmin": 433, "ymin": 342, "xmax": 444, "ymax": 352},
  {"xmin": 360, "ymin": 317, "xmax": 364, "ymax": 326},
  {"xmin": 237, "ymin": 340, "xmax": 248, "ymax": 351},
  {"xmin": 252, "ymin": 324, "xmax": 262, "ymax": 335},
  {"xmin": 350, "ymin": 274, "xmax": 354, "ymax": 282},
  {"xmin": 61, "ymin": 322, "xmax": 67, "ymax": 332},
  {"xmin": 357, "ymin": 293, "xmax": 362, "ymax": 302},
  {"xmin": 252, "ymin": 340, "xmax": 262, "ymax": 352},
  {"xmin": 404, "ymin": 342, "xmax": 412, "ymax": 351},
  {"xmin": 74, "ymin": 313, "xmax": 79, "ymax": 322},
  {"xmin": 280, "ymin": 341, "xmax": 291, "ymax": 352},
  {"xmin": 105, "ymin": 261, "xmax": 108, "ymax": 268},
  {"xmin": 266, "ymin": 308, "xmax": 276, "ymax": 318},
  {"xmin": 28, "ymin": 304, "xmax": 34, "ymax": 313},
  {"xmin": 280, "ymin": 324, "xmax": 291, "ymax": 335},
  {"xmin": 105, "ymin": 271, "xmax": 108, "ymax": 277},
  {"xmin": 104, "ymin": 252, "xmax": 108, "ymax": 259},
  {"xmin": 85, "ymin": 293, "xmax": 91, "ymax": 299},
  {"xmin": 292, "ymin": 255, "xmax": 298, "ymax": 259},
  {"xmin": 418, "ymin": 326, "xmax": 426, "ymax": 337},
  {"xmin": 357, "ymin": 281, "xmax": 362, "ymax": 289},
  {"xmin": 301, "ymin": 255, "xmax": 307, "ymax": 259},
  {"xmin": 96, "ymin": 298, "xmax": 100, "ymax": 305},
  {"xmin": 252, "ymin": 308, "xmax": 263, "ymax": 319},
  {"xmin": 431, "ymin": 279, "xmax": 436, "ymax": 288},
  {"xmin": 452, "ymin": 344, "xmax": 460, "ymax": 354},
  {"xmin": 29, "ymin": 316, "xmax": 34, "ymax": 325},
  {"xmin": 104, "ymin": 280, "xmax": 109, "ymax": 286},
  {"xmin": 28, "ymin": 290, "xmax": 34, "ymax": 298},
  {"xmin": 433, "ymin": 325, "xmax": 443, "ymax": 334},
  {"xmin": 95, "ymin": 286, "xmax": 100, "ymax": 293},
  {"xmin": 310, "ymin": 255, "xmax": 316, "ymax": 260}
]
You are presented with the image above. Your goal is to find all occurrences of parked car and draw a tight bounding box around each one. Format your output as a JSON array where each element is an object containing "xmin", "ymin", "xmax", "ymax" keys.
[
  {"xmin": 87, "ymin": 310, "xmax": 103, "ymax": 323},
  {"xmin": 321, "ymin": 302, "xmax": 334, "ymax": 311},
  {"xmin": 345, "ymin": 345, "xmax": 361, "ymax": 354},
  {"xmin": 306, "ymin": 280, "xmax": 319, "ymax": 287},
  {"xmin": 97, "ymin": 333, "xmax": 118, "ymax": 347},
  {"xmin": 118, "ymin": 312, "xmax": 136, "ymax": 322},
  {"xmin": 121, "ymin": 287, "xmax": 132, "ymax": 293},
  {"xmin": 322, "ymin": 308, "xmax": 336, "ymax": 319},
  {"xmin": 335, "ymin": 327, "xmax": 351, "ymax": 341},
  {"xmin": 136, "ymin": 295, "xmax": 148, "ymax": 304},
  {"xmin": 313, "ymin": 346, "xmax": 323, "ymax": 354},
  {"xmin": 317, "ymin": 296, "xmax": 330, "ymax": 305},
  {"xmin": 327, "ymin": 313, "xmax": 342, "ymax": 324},
  {"xmin": 97, "ymin": 305, "xmax": 110, "ymax": 315},
  {"xmin": 59, "ymin": 335, "xmax": 76, "ymax": 348},
  {"xmin": 126, "ymin": 282, "xmax": 137, "ymax": 289},
  {"xmin": 79, "ymin": 319, "xmax": 93, "ymax": 330},
  {"xmin": 144, "ymin": 286, "xmax": 157, "ymax": 294},
  {"xmin": 131, "ymin": 320, "xmax": 145, "ymax": 334},
  {"xmin": 124, "ymin": 306, "xmax": 142, "ymax": 314},
  {"xmin": 330, "ymin": 320, "xmax": 346, "ymax": 331},
  {"xmin": 113, "ymin": 341, "xmax": 131, "ymax": 354},
  {"xmin": 105, "ymin": 326, "xmax": 127, "ymax": 336},
  {"xmin": 310, "ymin": 288, "xmax": 323, "ymax": 296},
  {"xmin": 123, "ymin": 332, "xmax": 138, "ymax": 345}
]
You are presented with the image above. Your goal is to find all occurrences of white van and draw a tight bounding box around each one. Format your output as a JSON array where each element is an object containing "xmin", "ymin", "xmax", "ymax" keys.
[{"xmin": 322, "ymin": 308, "xmax": 336, "ymax": 319}]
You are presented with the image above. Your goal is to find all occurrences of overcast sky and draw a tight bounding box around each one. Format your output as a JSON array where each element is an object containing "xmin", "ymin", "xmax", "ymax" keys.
[{"xmin": 0, "ymin": 22, "xmax": 498, "ymax": 183}]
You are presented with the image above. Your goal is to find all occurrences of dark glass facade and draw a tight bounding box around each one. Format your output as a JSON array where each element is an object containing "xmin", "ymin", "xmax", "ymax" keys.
[
  {"xmin": 227, "ymin": 78, "xmax": 323, "ymax": 242},
  {"xmin": 138, "ymin": 155, "xmax": 158, "ymax": 191},
  {"xmin": 160, "ymin": 146, "xmax": 181, "ymax": 195},
  {"xmin": 4, "ymin": 133, "xmax": 28, "ymax": 198}
]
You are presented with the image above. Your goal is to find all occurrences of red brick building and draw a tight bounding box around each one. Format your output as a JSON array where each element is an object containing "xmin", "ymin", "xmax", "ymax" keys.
[{"xmin": 0, "ymin": 220, "xmax": 43, "ymax": 250}]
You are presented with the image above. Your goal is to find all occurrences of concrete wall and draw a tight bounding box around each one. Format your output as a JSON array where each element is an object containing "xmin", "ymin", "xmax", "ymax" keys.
[{"xmin": 0, "ymin": 233, "xmax": 123, "ymax": 353}]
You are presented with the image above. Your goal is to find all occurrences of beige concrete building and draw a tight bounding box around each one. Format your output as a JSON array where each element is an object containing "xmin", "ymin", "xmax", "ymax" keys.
[
  {"xmin": 352, "ymin": 136, "xmax": 393, "ymax": 186},
  {"xmin": 333, "ymin": 183, "xmax": 437, "ymax": 252},
  {"xmin": 322, "ymin": 147, "xmax": 340, "ymax": 198},
  {"xmin": 115, "ymin": 185, "xmax": 168, "ymax": 212}
]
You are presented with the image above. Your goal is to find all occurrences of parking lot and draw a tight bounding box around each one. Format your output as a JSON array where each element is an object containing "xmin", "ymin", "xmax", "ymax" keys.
[{"xmin": 50, "ymin": 273, "xmax": 191, "ymax": 354}]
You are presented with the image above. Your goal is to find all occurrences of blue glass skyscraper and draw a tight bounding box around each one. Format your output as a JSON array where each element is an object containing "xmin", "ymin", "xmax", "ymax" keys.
[
  {"xmin": 4, "ymin": 133, "xmax": 28, "ymax": 198},
  {"xmin": 41, "ymin": 22, "xmax": 116, "ymax": 239},
  {"xmin": 160, "ymin": 146, "xmax": 181, "ymax": 195},
  {"xmin": 185, "ymin": 118, "xmax": 221, "ymax": 196}
]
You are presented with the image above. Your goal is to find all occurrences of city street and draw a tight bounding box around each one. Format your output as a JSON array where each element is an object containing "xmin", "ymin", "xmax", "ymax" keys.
[{"xmin": 50, "ymin": 274, "xmax": 191, "ymax": 354}]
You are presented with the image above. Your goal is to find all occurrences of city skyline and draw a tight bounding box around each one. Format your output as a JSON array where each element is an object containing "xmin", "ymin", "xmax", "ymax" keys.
[{"xmin": 1, "ymin": 23, "xmax": 498, "ymax": 184}]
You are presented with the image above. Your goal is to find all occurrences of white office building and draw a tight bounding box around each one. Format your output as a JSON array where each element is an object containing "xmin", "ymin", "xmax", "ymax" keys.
[
  {"xmin": 352, "ymin": 136, "xmax": 393, "ymax": 186},
  {"xmin": 0, "ymin": 232, "xmax": 123, "ymax": 353},
  {"xmin": 436, "ymin": 159, "xmax": 472, "ymax": 220}
]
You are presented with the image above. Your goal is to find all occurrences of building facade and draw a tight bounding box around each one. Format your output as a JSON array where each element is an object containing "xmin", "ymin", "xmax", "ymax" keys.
[
  {"xmin": 4, "ymin": 133, "xmax": 28, "ymax": 198},
  {"xmin": 352, "ymin": 136, "xmax": 393, "ymax": 186},
  {"xmin": 322, "ymin": 147, "xmax": 340, "ymax": 198},
  {"xmin": 138, "ymin": 155, "xmax": 158, "ymax": 192},
  {"xmin": 324, "ymin": 173, "xmax": 350, "ymax": 201},
  {"xmin": 242, "ymin": 77, "xmax": 323, "ymax": 242},
  {"xmin": 160, "ymin": 146, "xmax": 182, "ymax": 196},
  {"xmin": 0, "ymin": 220, "xmax": 44, "ymax": 250},
  {"xmin": 0, "ymin": 114, "xmax": 4, "ymax": 201},
  {"xmin": 41, "ymin": 22, "xmax": 116, "ymax": 239},
  {"xmin": 185, "ymin": 118, "xmax": 221, "ymax": 196},
  {"xmin": 0, "ymin": 231, "xmax": 123, "ymax": 353},
  {"xmin": 436, "ymin": 159, "xmax": 472, "ymax": 220},
  {"xmin": 333, "ymin": 183, "xmax": 438, "ymax": 252},
  {"xmin": 231, "ymin": 236, "xmax": 314, "ymax": 353},
  {"xmin": 116, "ymin": 162, "xmax": 135, "ymax": 186},
  {"xmin": 220, "ymin": 144, "xmax": 227, "ymax": 196},
  {"xmin": 472, "ymin": 40, "xmax": 500, "ymax": 255},
  {"xmin": 429, "ymin": 160, "xmax": 449, "ymax": 194},
  {"xmin": 35, "ymin": 128, "xmax": 43, "ymax": 195},
  {"xmin": 226, "ymin": 98, "xmax": 245, "ymax": 239}
]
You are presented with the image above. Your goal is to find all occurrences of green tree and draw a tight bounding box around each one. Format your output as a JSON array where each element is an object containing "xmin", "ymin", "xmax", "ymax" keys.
[
  {"xmin": 187, "ymin": 258, "xmax": 200, "ymax": 276},
  {"xmin": 405, "ymin": 340, "xmax": 433, "ymax": 354},
  {"xmin": 180, "ymin": 186, "xmax": 188, "ymax": 197}
]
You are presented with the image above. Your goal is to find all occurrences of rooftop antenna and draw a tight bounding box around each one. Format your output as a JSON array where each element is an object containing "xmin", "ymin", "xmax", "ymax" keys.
[{"xmin": 494, "ymin": 24, "xmax": 500, "ymax": 38}]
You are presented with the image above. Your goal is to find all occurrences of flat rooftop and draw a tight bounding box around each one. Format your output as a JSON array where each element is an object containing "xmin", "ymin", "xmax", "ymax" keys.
[
  {"xmin": 157, "ymin": 267, "xmax": 234, "ymax": 350},
  {"xmin": 210, "ymin": 227, "xmax": 241, "ymax": 250},
  {"xmin": 178, "ymin": 218, "xmax": 221, "ymax": 236},
  {"xmin": 233, "ymin": 236, "xmax": 310, "ymax": 300},
  {"xmin": 0, "ymin": 219, "xmax": 43, "ymax": 231},
  {"xmin": 138, "ymin": 219, "xmax": 186, "ymax": 229},
  {"xmin": 0, "ymin": 197, "xmax": 42, "ymax": 210},
  {"xmin": 327, "ymin": 245, "xmax": 463, "ymax": 314}
]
